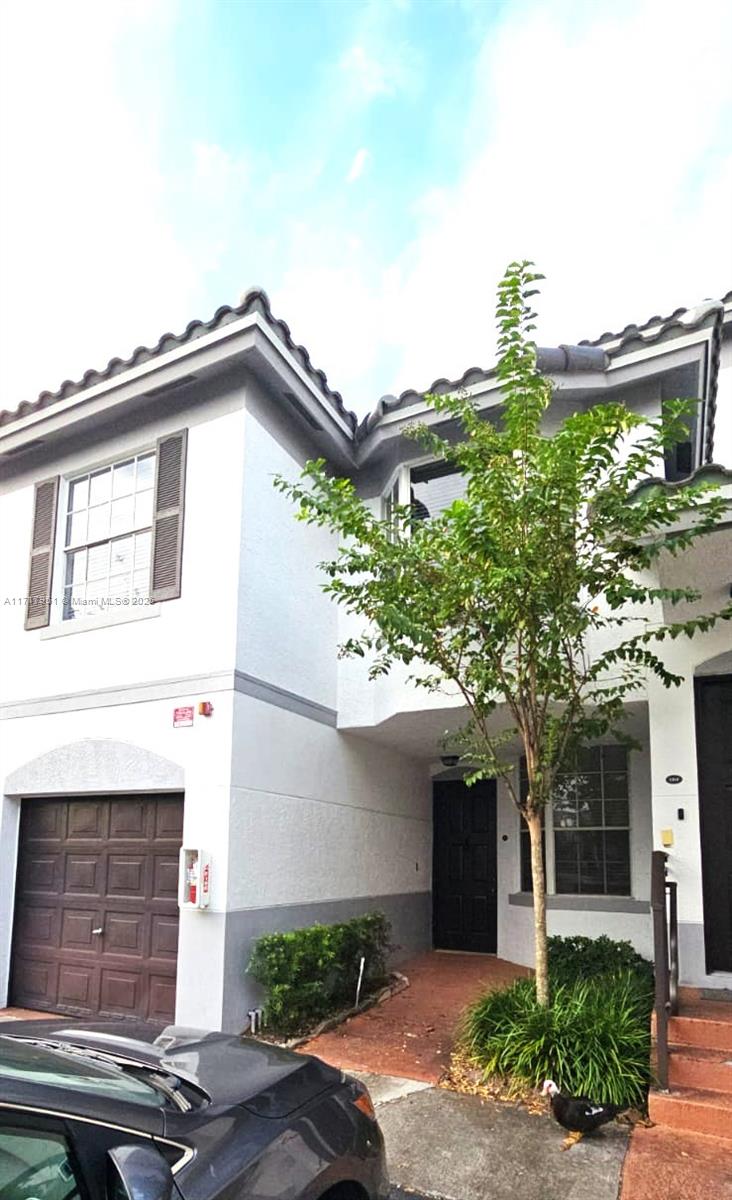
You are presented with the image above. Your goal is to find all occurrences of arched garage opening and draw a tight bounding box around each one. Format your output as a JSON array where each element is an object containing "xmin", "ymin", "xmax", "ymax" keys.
[{"xmin": 1, "ymin": 740, "xmax": 184, "ymax": 1020}]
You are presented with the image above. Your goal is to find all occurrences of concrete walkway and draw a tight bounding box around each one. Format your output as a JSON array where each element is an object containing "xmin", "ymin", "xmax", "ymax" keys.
[
  {"xmin": 302, "ymin": 950, "xmax": 529, "ymax": 1081},
  {"xmin": 363, "ymin": 1073, "xmax": 629, "ymax": 1200}
]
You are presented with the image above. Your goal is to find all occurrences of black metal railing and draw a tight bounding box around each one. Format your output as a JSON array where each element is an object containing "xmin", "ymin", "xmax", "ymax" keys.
[{"xmin": 651, "ymin": 849, "xmax": 679, "ymax": 1090}]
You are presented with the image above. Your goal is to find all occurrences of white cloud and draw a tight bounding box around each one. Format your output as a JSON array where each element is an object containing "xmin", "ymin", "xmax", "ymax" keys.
[
  {"xmin": 339, "ymin": 45, "xmax": 396, "ymax": 99},
  {"xmin": 0, "ymin": 0, "xmax": 194, "ymax": 408},
  {"xmin": 346, "ymin": 148, "xmax": 371, "ymax": 183}
]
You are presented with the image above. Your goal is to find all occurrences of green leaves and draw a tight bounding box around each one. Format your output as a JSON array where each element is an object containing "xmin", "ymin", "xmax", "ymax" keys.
[{"xmin": 247, "ymin": 912, "xmax": 391, "ymax": 1035}]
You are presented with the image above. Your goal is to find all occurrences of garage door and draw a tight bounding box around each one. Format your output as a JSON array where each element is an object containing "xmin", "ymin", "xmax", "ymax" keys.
[{"xmin": 10, "ymin": 795, "xmax": 183, "ymax": 1022}]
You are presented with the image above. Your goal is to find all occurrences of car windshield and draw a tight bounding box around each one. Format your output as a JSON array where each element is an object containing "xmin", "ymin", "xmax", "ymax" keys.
[{"xmin": 0, "ymin": 1038, "xmax": 167, "ymax": 1107}]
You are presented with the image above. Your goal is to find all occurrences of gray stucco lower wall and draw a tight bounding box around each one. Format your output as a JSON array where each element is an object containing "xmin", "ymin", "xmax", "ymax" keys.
[{"xmin": 221, "ymin": 891, "xmax": 432, "ymax": 1034}]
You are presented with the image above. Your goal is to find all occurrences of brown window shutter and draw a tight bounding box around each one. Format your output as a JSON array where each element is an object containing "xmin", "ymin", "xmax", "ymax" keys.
[
  {"xmin": 24, "ymin": 476, "xmax": 60, "ymax": 630},
  {"xmin": 150, "ymin": 429, "xmax": 188, "ymax": 603}
]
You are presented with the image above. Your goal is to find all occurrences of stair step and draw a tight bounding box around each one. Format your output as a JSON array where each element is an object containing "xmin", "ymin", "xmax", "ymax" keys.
[
  {"xmin": 669, "ymin": 1044, "xmax": 732, "ymax": 1094},
  {"xmin": 649, "ymin": 1086, "xmax": 732, "ymax": 1140},
  {"xmin": 668, "ymin": 1014, "xmax": 732, "ymax": 1053}
]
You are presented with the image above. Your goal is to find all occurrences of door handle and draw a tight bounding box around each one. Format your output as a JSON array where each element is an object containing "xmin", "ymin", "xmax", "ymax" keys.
[{"xmin": 92, "ymin": 927, "xmax": 103, "ymax": 935}]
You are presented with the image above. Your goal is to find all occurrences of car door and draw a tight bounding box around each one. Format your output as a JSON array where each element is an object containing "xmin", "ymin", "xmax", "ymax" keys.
[{"xmin": 0, "ymin": 1109, "xmax": 87, "ymax": 1200}]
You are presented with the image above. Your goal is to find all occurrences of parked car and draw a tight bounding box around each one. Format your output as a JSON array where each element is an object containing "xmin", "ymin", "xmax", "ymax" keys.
[{"xmin": 0, "ymin": 1020, "xmax": 389, "ymax": 1200}]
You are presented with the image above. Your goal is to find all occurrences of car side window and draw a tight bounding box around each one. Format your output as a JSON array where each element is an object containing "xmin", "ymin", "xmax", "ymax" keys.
[{"xmin": 0, "ymin": 1126, "xmax": 81, "ymax": 1200}]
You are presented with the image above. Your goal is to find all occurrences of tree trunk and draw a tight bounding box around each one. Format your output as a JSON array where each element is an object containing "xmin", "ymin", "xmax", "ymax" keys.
[{"xmin": 527, "ymin": 809, "xmax": 549, "ymax": 1006}]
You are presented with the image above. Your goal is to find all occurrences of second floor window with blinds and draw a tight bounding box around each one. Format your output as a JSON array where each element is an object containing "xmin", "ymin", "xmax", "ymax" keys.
[{"xmin": 63, "ymin": 452, "xmax": 155, "ymax": 620}]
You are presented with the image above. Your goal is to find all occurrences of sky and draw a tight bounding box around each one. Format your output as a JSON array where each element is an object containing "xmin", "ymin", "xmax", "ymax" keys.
[{"xmin": 1, "ymin": 0, "xmax": 731, "ymax": 443}]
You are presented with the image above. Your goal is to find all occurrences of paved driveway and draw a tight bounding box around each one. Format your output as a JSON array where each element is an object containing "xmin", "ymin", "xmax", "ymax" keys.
[{"xmin": 363, "ymin": 1073, "xmax": 629, "ymax": 1200}]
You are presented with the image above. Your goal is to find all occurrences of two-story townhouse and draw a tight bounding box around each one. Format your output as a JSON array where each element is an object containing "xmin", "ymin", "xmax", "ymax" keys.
[{"xmin": 1, "ymin": 288, "xmax": 730, "ymax": 1033}]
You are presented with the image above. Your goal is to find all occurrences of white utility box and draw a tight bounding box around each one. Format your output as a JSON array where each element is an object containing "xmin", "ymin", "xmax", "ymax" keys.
[{"xmin": 178, "ymin": 848, "xmax": 212, "ymax": 909}]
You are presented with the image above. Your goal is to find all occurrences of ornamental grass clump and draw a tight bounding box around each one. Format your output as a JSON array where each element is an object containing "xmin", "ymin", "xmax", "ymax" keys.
[{"xmin": 460, "ymin": 970, "xmax": 652, "ymax": 1110}]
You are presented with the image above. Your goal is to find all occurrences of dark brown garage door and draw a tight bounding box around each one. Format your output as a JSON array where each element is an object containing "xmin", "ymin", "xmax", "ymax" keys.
[{"xmin": 10, "ymin": 795, "xmax": 183, "ymax": 1021}]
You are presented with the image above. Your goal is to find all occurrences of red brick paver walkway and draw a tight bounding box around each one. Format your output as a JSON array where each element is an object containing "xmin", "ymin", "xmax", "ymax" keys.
[
  {"xmin": 620, "ymin": 1125, "xmax": 732, "ymax": 1199},
  {"xmin": 300, "ymin": 950, "xmax": 529, "ymax": 1083}
]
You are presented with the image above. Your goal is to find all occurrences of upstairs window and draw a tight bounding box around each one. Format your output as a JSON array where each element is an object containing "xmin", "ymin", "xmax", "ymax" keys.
[
  {"xmin": 381, "ymin": 461, "xmax": 467, "ymax": 540},
  {"xmin": 410, "ymin": 461, "xmax": 467, "ymax": 521},
  {"xmin": 63, "ymin": 452, "xmax": 155, "ymax": 620}
]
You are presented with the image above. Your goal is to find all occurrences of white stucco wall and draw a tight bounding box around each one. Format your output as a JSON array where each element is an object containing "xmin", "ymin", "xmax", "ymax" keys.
[
  {"xmin": 0, "ymin": 386, "xmax": 246, "ymax": 705},
  {"xmin": 228, "ymin": 692, "xmax": 431, "ymax": 912},
  {"xmin": 236, "ymin": 377, "xmax": 339, "ymax": 709}
]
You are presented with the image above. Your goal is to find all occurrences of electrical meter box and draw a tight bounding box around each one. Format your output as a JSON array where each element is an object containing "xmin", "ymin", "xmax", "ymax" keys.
[{"xmin": 178, "ymin": 848, "xmax": 212, "ymax": 909}]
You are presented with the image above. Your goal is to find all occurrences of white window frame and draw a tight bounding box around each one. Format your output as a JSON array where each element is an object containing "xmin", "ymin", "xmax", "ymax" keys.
[{"xmin": 51, "ymin": 445, "xmax": 157, "ymax": 626}]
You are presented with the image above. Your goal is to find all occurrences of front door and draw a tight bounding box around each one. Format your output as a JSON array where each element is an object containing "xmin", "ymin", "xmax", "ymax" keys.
[
  {"xmin": 10, "ymin": 794, "xmax": 183, "ymax": 1020},
  {"xmin": 433, "ymin": 779, "xmax": 497, "ymax": 953},
  {"xmin": 696, "ymin": 676, "xmax": 732, "ymax": 973}
]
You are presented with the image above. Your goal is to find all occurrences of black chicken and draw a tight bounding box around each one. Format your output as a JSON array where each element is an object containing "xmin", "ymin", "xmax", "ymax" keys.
[{"xmin": 541, "ymin": 1080, "xmax": 620, "ymax": 1149}]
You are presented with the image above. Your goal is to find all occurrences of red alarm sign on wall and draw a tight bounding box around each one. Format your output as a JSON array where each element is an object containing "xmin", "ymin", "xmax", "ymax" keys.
[{"xmin": 173, "ymin": 706, "xmax": 194, "ymax": 728}]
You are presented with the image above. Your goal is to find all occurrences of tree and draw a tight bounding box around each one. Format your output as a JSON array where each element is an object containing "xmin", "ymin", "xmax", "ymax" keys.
[{"xmin": 275, "ymin": 262, "xmax": 730, "ymax": 1005}]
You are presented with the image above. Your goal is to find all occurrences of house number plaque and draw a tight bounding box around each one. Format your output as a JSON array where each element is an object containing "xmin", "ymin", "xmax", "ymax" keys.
[{"xmin": 665, "ymin": 774, "xmax": 683, "ymax": 784}]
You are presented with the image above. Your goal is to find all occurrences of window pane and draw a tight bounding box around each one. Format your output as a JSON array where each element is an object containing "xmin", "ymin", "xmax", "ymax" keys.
[
  {"xmin": 68, "ymin": 477, "xmax": 88, "ymax": 512},
  {"xmin": 555, "ymin": 829, "xmax": 580, "ymax": 894},
  {"xmin": 87, "ymin": 503, "xmax": 110, "ymax": 543},
  {"xmin": 606, "ymin": 852, "xmax": 631, "ymax": 895},
  {"xmin": 0, "ymin": 1126, "xmax": 81, "ymax": 1200},
  {"xmin": 108, "ymin": 574, "xmax": 130, "ymax": 600},
  {"xmin": 85, "ymin": 578, "xmax": 107, "ymax": 609},
  {"xmin": 553, "ymin": 789, "xmax": 577, "ymax": 827},
  {"xmin": 132, "ymin": 569, "xmax": 149, "ymax": 598},
  {"xmin": 577, "ymin": 746, "xmax": 601, "ymax": 772},
  {"xmin": 65, "ymin": 548, "xmax": 86, "ymax": 585},
  {"xmin": 604, "ymin": 829, "xmax": 630, "ymax": 862},
  {"xmin": 603, "ymin": 771, "xmax": 628, "ymax": 799},
  {"xmin": 133, "ymin": 530, "xmax": 151, "ymax": 571},
  {"xmin": 110, "ymin": 495, "xmax": 135, "ymax": 535},
  {"xmin": 87, "ymin": 542, "xmax": 110, "ymax": 581},
  {"xmin": 89, "ymin": 468, "xmax": 111, "ymax": 505},
  {"xmin": 553, "ymin": 774, "xmax": 577, "ymax": 802},
  {"xmin": 576, "ymin": 773, "xmax": 601, "ymax": 800},
  {"xmin": 110, "ymin": 536, "xmax": 133, "ymax": 576},
  {"xmin": 604, "ymin": 799, "xmax": 629, "ymax": 828},
  {"xmin": 63, "ymin": 585, "xmax": 83, "ymax": 621},
  {"xmin": 136, "ymin": 453, "xmax": 155, "ymax": 491},
  {"xmin": 112, "ymin": 459, "xmax": 135, "ymax": 497},
  {"xmin": 410, "ymin": 463, "xmax": 467, "ymax": 520},
  {"xmin": 0, "ymin": 1039, "xmax": 164, "ymax": 1106},
  {"xmin": 134, "ymin": 488, "xmax": 153, "ymax": 529},
  {"xmin": 602, "ymin": 745, "xmax": 628, "ymax": 771},
  {"xmin": 65, "ymin": 510, "xmax": 87, "ymax": 548},
  {"xmin": 578, "ymin": 799, "xmax": 603, "ymax": 827}
]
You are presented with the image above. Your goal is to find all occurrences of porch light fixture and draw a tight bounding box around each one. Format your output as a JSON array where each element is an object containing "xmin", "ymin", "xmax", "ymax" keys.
[{"xmin": 440, "ymin": 754, "xmax": 460, "ymax": 767}]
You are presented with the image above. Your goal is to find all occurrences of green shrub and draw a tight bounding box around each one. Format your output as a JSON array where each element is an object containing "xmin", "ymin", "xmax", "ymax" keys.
[
  {"xmin": 247, "ymin": 912, "xmax": 391, "ymax": 1035},
  {"xmin": 548, "ymin": 934, "xmax": 654, "ymax": 996},
  {"xmin": 460, "ymin": 970, "xmax": 652, "ymax": 1109}
]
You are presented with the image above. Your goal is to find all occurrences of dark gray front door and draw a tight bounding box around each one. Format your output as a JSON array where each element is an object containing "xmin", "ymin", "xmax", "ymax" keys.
[
  {"xmin": 696, "ymin": 676, "xmax": 732, "ymax": 973},
  {"xmin": 10, "ymin": 795, "xmax": 183, "ymax": 1020},
  {"xmin": 433, "ymin": 779, "xmax": 497, "ymax": 953}
]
